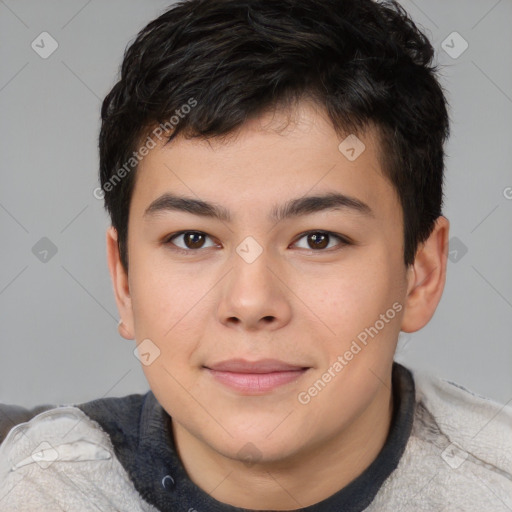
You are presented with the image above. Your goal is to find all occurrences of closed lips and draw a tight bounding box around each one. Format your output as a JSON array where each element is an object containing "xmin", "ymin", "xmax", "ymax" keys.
[{"xmin": 204, "ymin": 358, "xmax": 309, "ymax": 373}]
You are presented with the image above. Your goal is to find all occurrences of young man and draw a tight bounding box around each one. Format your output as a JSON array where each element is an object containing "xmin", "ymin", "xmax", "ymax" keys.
[{"xmin": 1, "ymin": 0, "xmax": 510, "ymax": 510}]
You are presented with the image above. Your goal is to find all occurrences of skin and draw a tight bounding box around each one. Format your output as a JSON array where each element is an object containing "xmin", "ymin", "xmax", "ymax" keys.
[{"xmin": 107, "ymin": 99, "xmax": 449, "ymax": 509}]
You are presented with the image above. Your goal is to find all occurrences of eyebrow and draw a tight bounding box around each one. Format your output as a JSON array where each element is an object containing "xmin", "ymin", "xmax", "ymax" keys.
[{"xmin": 143, "ymin": 191, "xmax": 374, "ymax": 223}]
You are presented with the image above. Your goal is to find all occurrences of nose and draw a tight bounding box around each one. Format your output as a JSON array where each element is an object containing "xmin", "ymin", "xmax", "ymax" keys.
[{"xmin": 216, "ymin": 248, "xmax": 292, "ymax": 332}]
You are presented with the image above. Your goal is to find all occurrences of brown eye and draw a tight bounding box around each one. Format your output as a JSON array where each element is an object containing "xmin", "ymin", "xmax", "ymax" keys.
[
  {"xmin": 166, "ymin": 231, "xmax": 217, "ymax": 252},
  {"xmin": 183, "ymin": 232, "xmax": 206, "ymax": 249},
  {"xmin": 308, "ymin": 233, "xmax": 329, "ymax": 249},
  {"xmin": 293, "ymin": 231, "xmax": 349, "ymax": 251}
]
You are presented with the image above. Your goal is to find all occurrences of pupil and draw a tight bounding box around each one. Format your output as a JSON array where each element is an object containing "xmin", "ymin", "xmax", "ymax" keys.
[
  {"xmin": 310, "ymin": 233, "xmax": 327, "ymax": 249},
  {"xmin": 186, "ymin": 232, "xmax": 203, "ymax": 248}
]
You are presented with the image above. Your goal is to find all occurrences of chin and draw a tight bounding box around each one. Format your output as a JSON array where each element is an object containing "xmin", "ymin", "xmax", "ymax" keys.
[{"xmin": 203, "ymin": 426, "xmax": 307, "ymax": 466}]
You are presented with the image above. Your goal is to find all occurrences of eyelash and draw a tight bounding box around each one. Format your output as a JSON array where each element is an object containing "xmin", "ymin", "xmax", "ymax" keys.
[{"xmin": 163, "ymin": 230, "xmax": 352, "ymax": 256}]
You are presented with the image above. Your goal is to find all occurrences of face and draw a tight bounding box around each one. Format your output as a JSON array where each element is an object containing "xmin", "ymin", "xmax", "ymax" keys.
[{"xmin": 110, "ymin": 100, "xmax": 417, "ymax": 464}]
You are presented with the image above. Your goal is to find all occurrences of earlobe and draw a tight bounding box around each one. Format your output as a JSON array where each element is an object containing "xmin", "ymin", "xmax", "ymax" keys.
[
  {"xmin": 118, "ymin": 319, "xmax": 133, "ymax": 340},
  {"xmin": 106, "ymin": 226, "xmax": 135, "ymax": 340},
  {"xmin": 401, "ymin": 216, "xmax": 450, "ymax": 333}
]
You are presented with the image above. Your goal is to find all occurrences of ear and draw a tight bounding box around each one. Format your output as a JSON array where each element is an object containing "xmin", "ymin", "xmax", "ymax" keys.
[
  {"xmin": 106, "ymin": 226, "xmax": 135, "ymax": 340},
  {"xmin": 401, "ymin": 216, "xmax": 450, "ymax": 333}
]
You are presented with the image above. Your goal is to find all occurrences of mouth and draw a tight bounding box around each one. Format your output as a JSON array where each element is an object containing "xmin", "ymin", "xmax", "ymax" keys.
[{"xmin": 203, "ymin": 358, "xmax": 310, "ymax": 394}]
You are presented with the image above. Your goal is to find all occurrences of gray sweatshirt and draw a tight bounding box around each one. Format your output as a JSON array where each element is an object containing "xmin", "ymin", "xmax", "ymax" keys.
[{"xmin": 0, "ymin": 363, "xmax": 510, "ymax": 511}]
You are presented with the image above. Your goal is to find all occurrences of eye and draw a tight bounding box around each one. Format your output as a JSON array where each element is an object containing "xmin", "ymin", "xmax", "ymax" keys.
[
  {"xmin": 165, "ymin": 231, "xmax": 217, "ymax": 253},
  {"xmin": 292, "ymin": 231, "xmax": 350, "ymax": 251},
  {"xmin": 163, "ymin": 229, "xmax": 351, "ymax": 255}
]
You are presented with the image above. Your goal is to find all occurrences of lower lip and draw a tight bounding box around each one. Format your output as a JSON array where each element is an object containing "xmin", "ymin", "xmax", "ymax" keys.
[{"xmin": 205, "ymin": 368, "xmax": 308, "ymax": 393}]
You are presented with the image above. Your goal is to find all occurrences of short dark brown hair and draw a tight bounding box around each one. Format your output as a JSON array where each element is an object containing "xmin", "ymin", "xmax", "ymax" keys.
[{"xmin": 99, "ymin": 0, "xmax": 450, "ymax": 272}]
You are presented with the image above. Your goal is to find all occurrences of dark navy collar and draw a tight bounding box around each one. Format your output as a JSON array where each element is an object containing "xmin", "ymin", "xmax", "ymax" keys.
[{"xmin": 76, "ymin": 362, "xmax": 415, "ymax": 511}]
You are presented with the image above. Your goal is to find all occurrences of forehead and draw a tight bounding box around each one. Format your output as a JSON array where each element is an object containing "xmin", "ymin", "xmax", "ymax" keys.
[{"xmin": 129, "ymin": 100, "xmax": 400, "ymax": 225}]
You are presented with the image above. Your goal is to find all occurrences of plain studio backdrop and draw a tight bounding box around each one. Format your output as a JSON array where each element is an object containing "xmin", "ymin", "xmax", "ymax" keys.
[{"xmin": 0, "ymin": 0, "xmax": 511, "ymax": 408}]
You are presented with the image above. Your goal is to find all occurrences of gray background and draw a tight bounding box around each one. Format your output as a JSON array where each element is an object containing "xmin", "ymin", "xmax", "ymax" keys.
[{"xmin": 0, "ymin": 0, "xmax": 511, "ymax": 408}]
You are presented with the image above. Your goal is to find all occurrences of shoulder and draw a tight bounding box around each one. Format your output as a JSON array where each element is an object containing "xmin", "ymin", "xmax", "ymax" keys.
[
  {"xmin": 411, "ymin": 367, "xmax": 512, "ymax": 467},
  {"xmin": 368, "ymin": 364, "xmax": 512, "ymax": 511},
  {"xmin": 0, "ymin": 396, "xmax": 158, "ymax": 511}
]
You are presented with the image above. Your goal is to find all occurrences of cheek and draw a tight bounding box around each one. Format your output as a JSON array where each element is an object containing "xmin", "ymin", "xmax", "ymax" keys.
[
  {"xmin": 129, "ymin": 257, "xmax": 204, "ymax": 360},
  {"xmin": 301, "ymin": 259, "xmax": 379, "ymax": 322},
  {"xmin": 131, "ymin": 252, "xmax": 190, "ymax": 321},
  {"xmin": 304, "ymin": 255, "xmax": 401, "ymax": 354}
]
